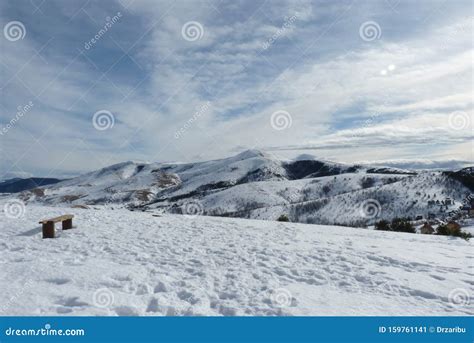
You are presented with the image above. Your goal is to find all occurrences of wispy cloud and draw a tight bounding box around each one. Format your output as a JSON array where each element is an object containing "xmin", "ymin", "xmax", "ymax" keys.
[{"xmin": 0, "ymin": 0, "xmax": 472, "ymax": 177}]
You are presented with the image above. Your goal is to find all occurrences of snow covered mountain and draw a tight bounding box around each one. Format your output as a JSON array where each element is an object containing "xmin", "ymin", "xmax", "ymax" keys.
[
  {"xmin": 0, "ymin": 177, "xmax": 63, "ymax": 193},
  {"xmin": 10, "ymin": 150, "xmax": 473, "ymax": 226}
]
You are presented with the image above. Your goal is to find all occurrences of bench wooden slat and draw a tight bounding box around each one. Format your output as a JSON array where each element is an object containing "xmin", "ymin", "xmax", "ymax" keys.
[{"xmin": 39, "ymin": 214, "xmax": 74, "ymax": 224}]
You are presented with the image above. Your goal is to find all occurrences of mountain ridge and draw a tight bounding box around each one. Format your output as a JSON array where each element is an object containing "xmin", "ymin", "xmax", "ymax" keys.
[{"xmin": 5, "ymin": 150, "xmax": 473, "ymax": 227}]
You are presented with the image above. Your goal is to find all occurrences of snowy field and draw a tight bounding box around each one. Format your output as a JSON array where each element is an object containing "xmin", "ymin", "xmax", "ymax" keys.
[{"xmin": 0, "ymin": 203, "xmax": 473, "ymax": 316}]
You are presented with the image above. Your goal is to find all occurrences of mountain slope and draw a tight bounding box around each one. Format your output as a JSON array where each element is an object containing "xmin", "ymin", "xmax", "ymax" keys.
[
  {"xmin": 0, "ymin": 177, "xmax": 63, "ymax": 193},
  {"xmin": 443, "ymin": 167, "xmax": 474, "ymax": 192},
  {"xmin": 247, "ymin": 171, "xmax": 470, "ymax": 226},
  {"xmin": 17, "ymin": 161, "xmax": 181, "ymax": 206},
  {"xmin": 12, "ymin": 150, "xmax": 473, "ymax": 226}
]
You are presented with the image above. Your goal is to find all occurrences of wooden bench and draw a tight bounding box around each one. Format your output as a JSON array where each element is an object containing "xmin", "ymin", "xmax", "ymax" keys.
[{"xmin": 39, "ymin": 215, "xmax": 74, "ymax": 239}]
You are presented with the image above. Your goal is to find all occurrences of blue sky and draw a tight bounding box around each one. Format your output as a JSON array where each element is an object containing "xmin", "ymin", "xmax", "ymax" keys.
[{"xmin": 0, "ymin": 0, "xmax": 472, "ymax": 177}]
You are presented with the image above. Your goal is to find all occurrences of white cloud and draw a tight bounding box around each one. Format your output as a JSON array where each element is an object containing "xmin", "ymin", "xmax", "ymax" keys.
[{"xmin": 0, "ymin": 0, "xmax": 472, "ymax": 176}]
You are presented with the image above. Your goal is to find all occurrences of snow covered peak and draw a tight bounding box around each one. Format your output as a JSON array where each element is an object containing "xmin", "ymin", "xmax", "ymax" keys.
[
  {"xmin": 458, "ymin": 167, "xmax": 474, "ymax": 174},
  {"xmin": 0, "ymin": 171, "xmax": 33, "ymax": 182},
  {"xmin": 96, "ymin": 161, "xmax": 148, "ymax": 179},
  {"xmin": 293, "ymin": 153, "xmax": 317, "ymax": 161},
  {"xmin": 233, "ymin": 149, "xmax": 268, "ymax": 160},
  {"xmin": 13, "ymin": 151, "xmax": 473, "ymax": 228}
]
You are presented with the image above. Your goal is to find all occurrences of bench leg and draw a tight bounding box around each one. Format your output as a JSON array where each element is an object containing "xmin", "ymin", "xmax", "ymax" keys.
[
  {"xmin": 42, "ymin": 222, "xmax": 55, "ymax": 239},
  {"xmin": 62, "ymin": 219, "xmax": 73, "ymax": 230}
]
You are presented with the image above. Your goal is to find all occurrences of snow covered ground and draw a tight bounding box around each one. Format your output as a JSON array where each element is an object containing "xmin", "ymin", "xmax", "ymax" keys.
[{"xmin": 0, "ymin": 203, "xmax": 472, "ymax": 316}]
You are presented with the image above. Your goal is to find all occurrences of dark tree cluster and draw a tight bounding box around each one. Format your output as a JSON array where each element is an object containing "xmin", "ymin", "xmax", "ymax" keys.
[
  {"xmin": 375, "ymin": 218, "xmax": 415, "ymax": 233},
  {"xmin": 437, "ymin": 225, "xmax": 472, "ymax": 241}
]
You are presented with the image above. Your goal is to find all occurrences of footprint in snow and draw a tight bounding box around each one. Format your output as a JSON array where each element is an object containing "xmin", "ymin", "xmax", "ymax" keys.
[
  {"xmin": 146, "ymin": 298, "xmax": 160, "ymax": 313},
  {"xmin": 154, "ymin": 281, "xmax": 168, "ymax": 293},
  {"xmin": 60, "ymin": 296, "xmax": 89, "ymax": 307},
  {"xmin": 114, "ymin": 305, "xmax": 139, "ymax": 316},
  {"xmin": 111, "ymin": 275, "xmax": 132, "ymax": 282},
  {"xmin": 135, "ymin": 283, "xmax": 152, "ymax": 295},
  {"xmin": 177, "ymin": 290, "xmax": 199, "ymax": 304},
  {"xmin": 46, "ymin": 278, "xmax": 71, "ymax": 285}
]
